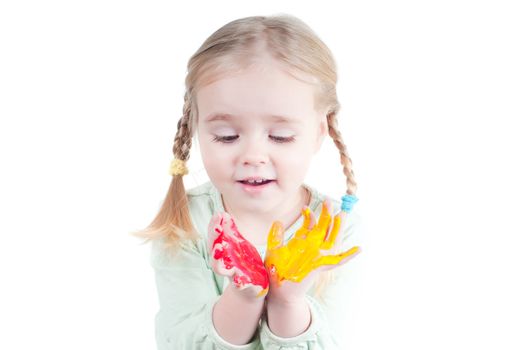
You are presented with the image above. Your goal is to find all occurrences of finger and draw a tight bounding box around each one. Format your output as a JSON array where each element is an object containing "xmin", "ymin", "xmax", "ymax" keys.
[
  {"xmin": 309, "ymin": 199, "xmax": 332, "ymax": 244},
  {"xmin": 308, "ymin": 210, "xmax": 317, "ymax": 230},
  {"xmin": 312, "ymin": 246, "xmax": 361, "ymax": 270},
  {"xmin": 301, "ymin": 206, "xmax": 312, "ymax": 229},
  {"xmin": 322, "ymin": 246, "xmax": 362, "ymax": 270},
  {"xmin": 266, "ymin": 221, "xmax": 285, "ymax": 250},
  {"xmin": 293, "ymin": 206, "xmax": 312, "ymax": 239},
  {"xmin": 336, "ymin": 250, "xmax": 360, "ymax": 266},
  {"xmin": 320, "ymin": 211, "xmax": 342, "ymax": 250}
]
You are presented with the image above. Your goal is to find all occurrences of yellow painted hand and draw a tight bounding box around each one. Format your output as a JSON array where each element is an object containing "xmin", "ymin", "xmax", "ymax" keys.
[{"xmin": 264, "ymin": 199, "xmax": 360, "ymax": 285}]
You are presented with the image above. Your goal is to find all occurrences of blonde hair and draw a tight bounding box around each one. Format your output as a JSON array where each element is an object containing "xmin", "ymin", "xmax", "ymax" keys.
[{"xmin": 131, "ymin": 14, "xmax": 358, "ymax": 300}]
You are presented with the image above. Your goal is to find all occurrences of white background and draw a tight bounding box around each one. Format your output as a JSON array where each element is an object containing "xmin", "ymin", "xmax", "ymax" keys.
[{"xmin": 1, "ymin": 0, "xmax": 526, "ymax": 349}]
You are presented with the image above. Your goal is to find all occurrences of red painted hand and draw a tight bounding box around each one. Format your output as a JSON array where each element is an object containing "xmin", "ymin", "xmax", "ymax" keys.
[{"xmin": 207, "ymin": 212, "xmax": 269, "ymax": 298}]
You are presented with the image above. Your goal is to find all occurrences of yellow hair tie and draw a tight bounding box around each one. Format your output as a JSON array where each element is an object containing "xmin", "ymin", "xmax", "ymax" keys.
[{"xmin": 169, "ymin": 158, "xmax": 189, "ymax": 176}]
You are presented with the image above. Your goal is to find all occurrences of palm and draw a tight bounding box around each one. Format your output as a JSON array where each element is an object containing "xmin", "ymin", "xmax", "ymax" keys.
[
  {"xmin": 264, "ymin": 199, "xmax": 360, "ymax": 286},
  {"xmin": 207, "ymin": 212, "xmax": 269, "ymax": 298}
]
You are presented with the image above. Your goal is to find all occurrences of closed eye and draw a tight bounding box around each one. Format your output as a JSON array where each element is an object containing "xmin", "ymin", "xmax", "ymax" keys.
[
  {"xmin": 270, "ymin": 135, "xmax": 295, "ymax": 143},
  {"xmin": 212, "ymin": 135, "xmax": 239, "ymax": 143},
  {"xmin": 212, "ymin": 135, "xmax": 295, "ymax": 144}
]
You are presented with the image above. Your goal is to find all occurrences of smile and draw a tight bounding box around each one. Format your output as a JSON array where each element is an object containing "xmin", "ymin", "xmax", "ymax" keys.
[{"xmin": 237, "ymin": 180, "xmax": 276, "ymax": 194}]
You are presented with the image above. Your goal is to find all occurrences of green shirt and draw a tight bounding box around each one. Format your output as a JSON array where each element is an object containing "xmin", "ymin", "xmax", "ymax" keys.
[{"xmin": 150, "ymin": 181, "xmax": 364, "ymax": 349}]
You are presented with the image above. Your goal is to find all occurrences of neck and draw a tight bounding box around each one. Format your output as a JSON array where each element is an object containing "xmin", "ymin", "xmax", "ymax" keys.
[{"xmin": 221, "ymin": 186, "xmax": 311, "ymax": 236}]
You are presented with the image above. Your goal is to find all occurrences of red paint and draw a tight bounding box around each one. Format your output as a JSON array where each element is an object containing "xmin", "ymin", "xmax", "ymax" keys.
[{"xmin": 212, "ymin": 216, "xmax": 269, "ymax": 291}]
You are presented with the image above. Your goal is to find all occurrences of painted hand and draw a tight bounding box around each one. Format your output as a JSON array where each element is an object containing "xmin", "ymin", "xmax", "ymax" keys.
[
  {"xmin": 207, "ymin": 212, "xmax": 269, "ymax": 298},
  {"xmin": 264, "ymin": 199, "xmax": 361, "ymax": 301}
]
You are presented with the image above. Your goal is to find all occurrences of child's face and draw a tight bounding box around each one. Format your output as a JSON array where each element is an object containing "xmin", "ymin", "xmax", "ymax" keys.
[{"xmin": 195, "ymin": 60, "xmax": 327, "ymax": 215}]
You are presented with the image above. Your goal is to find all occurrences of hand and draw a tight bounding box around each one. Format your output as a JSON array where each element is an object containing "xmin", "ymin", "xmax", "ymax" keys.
[
  {"xmin": 207, "ymin": 212, "xmax": 269, "ymax": 299},
  {"xmin": 264, "ymin": 199, "xmax": 361, "ymax": 303}
]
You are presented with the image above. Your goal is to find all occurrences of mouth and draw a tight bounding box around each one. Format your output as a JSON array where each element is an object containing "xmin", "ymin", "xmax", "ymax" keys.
[{"xmin": 237, "ymin": 179, "xmax": 275, "ymax": 186}]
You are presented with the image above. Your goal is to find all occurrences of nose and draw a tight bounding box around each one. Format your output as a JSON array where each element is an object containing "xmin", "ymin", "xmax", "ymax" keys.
[
  {"xmin": 241, "ymin": 136, "xmax": 269, "ymax": 166},
  {"xmin": 242, "ymin": 154, "xmax": 268, "ymax": 166}
]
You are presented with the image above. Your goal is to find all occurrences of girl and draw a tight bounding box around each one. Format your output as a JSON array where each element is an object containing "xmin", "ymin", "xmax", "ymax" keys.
[{"xmin": 132, "ymin": 14, "xmax": 363, "ymax": 349}]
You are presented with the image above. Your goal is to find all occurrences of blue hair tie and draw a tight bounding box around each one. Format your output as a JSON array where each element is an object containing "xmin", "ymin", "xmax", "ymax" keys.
[{"xmin": 341, "ymin": 194, "xmax": 358, "ymax": 213}]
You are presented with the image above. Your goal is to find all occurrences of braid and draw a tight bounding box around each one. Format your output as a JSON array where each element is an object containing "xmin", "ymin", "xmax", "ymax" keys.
[
  {"xmin": 172, "ymin": 92, "xmax": 193, "ymax": 161},
  {"xmin": 326, "ymin": 111, "xmax": 357, "ymax": 195}
]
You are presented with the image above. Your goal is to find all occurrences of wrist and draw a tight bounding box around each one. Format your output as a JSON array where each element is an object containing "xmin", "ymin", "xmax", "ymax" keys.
[
  {"xmin": 265, "ymin": 296, "xmax": 311, "ymax": 338},
  {"xmin": 266, "ymin": 293, "xmax": 307, "ymax": 308},
  {"xmin": 214, "ymin": 283, "xmax": 266, "ymax": 345},
  {"xmin": 227, "ymin": 282, "xmax": 266, "ymax": 305}
]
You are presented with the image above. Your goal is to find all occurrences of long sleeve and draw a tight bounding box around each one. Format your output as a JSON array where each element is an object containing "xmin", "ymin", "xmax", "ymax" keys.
[
  {"xmin": 259, "ymin": 295, "xmax": 339, "ymax": 349},
  {"xmin": 151, "ymin": 238, "xmax": 262, "ymax": 350}
]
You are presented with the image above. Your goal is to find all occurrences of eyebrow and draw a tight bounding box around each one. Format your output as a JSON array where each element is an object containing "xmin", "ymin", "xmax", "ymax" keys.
[{"xmin": 204, "ymin": 113, "xmax": 302, "ymax": 124}]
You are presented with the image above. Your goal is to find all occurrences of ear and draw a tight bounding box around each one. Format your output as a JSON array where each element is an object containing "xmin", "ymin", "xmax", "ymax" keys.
[{"xmin": 314, "ymin": 113, "xmax": 328, "ymax": 153}]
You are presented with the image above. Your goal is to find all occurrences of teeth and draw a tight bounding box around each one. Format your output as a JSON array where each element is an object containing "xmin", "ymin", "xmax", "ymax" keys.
[{"xmin": 247, "ymin": 179, "xmax": 265, "ymax": 184}]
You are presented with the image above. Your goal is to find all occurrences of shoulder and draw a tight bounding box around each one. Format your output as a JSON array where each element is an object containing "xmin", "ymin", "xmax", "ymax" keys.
[
  {"xmin": 185, "ymin": 181, "xmax": 220, "ymax": 237},
  {"xmin": 186, "ymin": 180, "xmax": 216, "ymax": 197},
  {"xmin": 150, "ymin": 181, "xmax": 219, "ymax": 269}
]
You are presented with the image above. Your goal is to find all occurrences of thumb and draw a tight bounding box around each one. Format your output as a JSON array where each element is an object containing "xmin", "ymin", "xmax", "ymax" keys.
[{"xmin": 207, "ymin": 212, "xmax": 226, "ymax": 253}]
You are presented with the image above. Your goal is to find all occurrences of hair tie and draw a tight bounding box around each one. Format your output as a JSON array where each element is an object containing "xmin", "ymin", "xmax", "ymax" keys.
[
  {"xmin": 341, "ymin": 194, "xmax": 358, "ymax": 213},
  {"xmin": 169, "ymin": 158, "xmax": 189, "ymax": 176}
]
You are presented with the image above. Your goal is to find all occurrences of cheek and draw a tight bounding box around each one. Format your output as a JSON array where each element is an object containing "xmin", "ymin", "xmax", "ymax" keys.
[
  {"xmin": 275, "ymin": 148, "xmax": 313, "ymax": 175},
  {"xmin": 199, "ymin": 142, "xmax": 233, "ymax": 177}
]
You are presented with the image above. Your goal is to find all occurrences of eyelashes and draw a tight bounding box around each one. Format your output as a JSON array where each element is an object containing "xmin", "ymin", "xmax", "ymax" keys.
[{"xmin": 212, "ymin": 135, "xmax": 295, "ymax": 144}]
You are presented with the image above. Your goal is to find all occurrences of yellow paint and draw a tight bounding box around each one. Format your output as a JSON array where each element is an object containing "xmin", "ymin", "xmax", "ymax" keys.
[{"xmin": 264, "ymin": 202, "xmax": 360, "ymax": 284}]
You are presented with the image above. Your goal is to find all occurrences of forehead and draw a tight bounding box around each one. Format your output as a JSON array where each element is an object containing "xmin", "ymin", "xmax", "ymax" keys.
[{"xmin": 196, "ymin": 63, "xmax": 318, "ymax": 125}]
